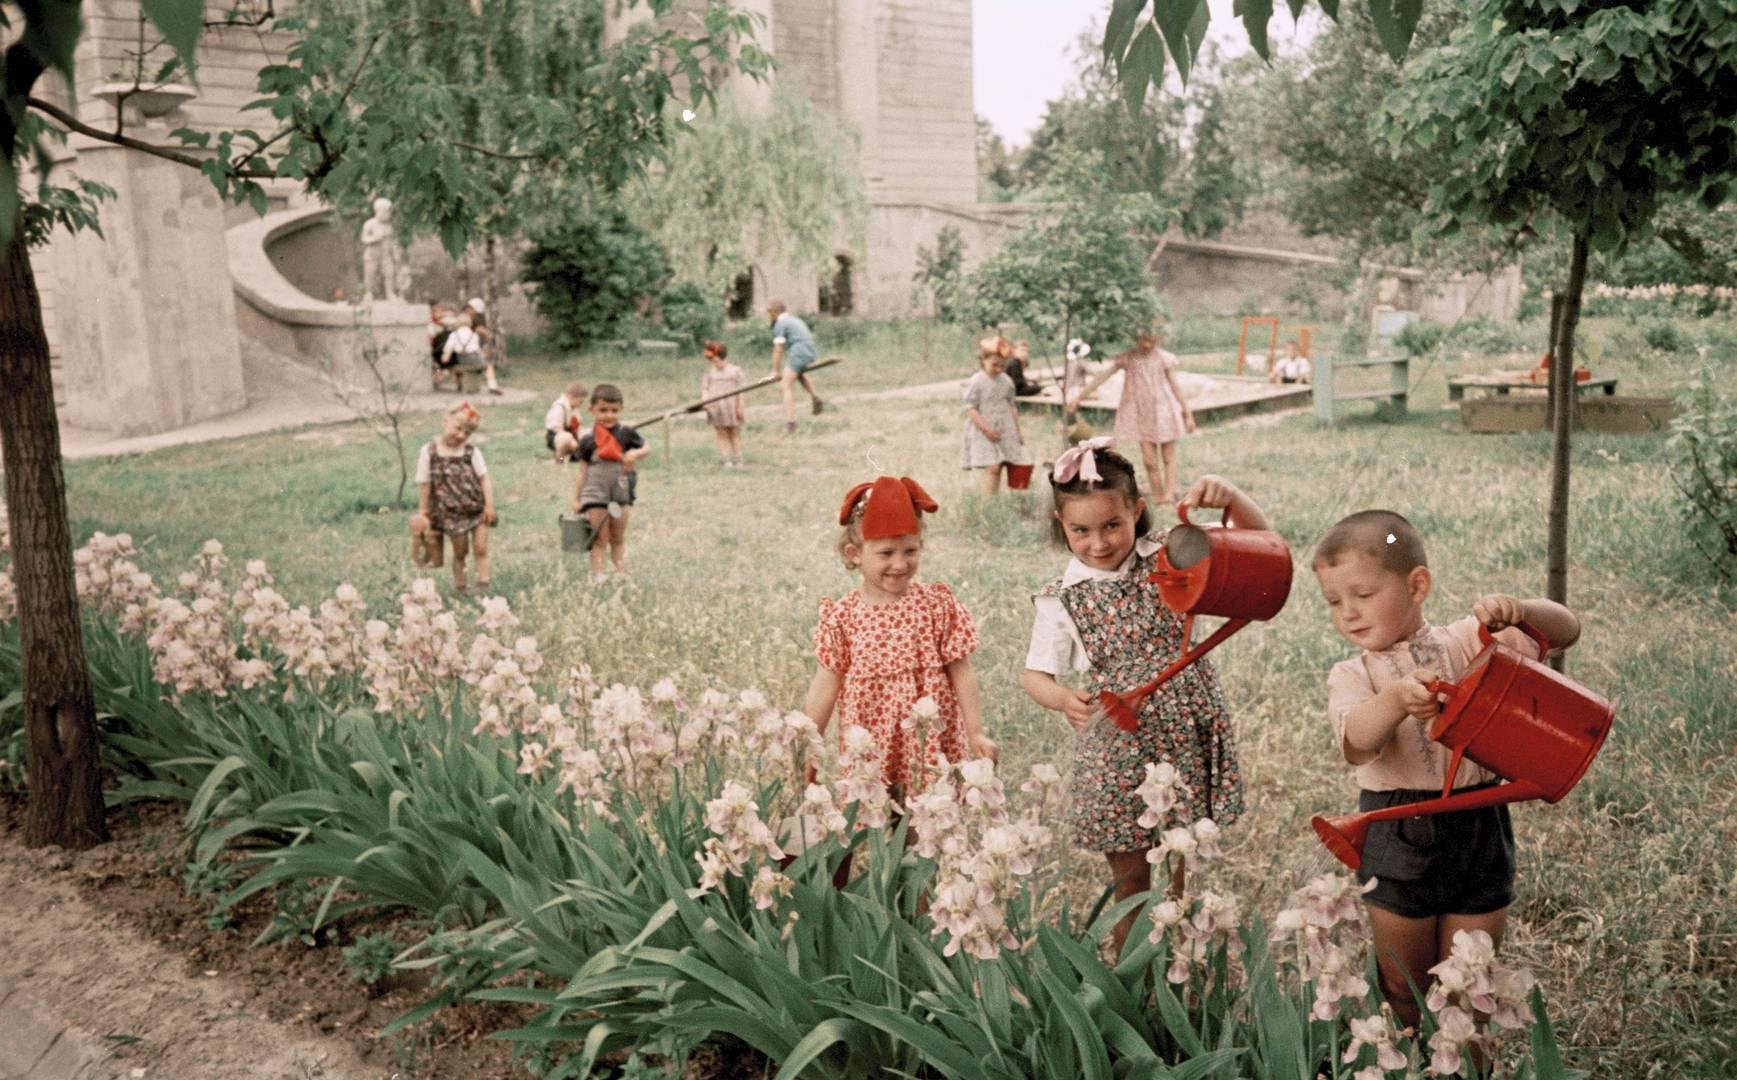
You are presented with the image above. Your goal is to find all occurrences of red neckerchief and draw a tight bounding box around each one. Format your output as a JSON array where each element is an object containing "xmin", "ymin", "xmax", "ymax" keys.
[{"xmin": 594, "ymin": 422, "xmax": 624, "ymax": 462}]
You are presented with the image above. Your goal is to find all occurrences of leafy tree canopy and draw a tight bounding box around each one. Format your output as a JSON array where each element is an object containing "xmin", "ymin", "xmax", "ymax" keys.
[
  {"xmin": 960, "ymin": 149, "xmax": 1170, "ymax": 354},
  {"xmin": 1384, "ymin": 0, "xmax": 1736, "ymax": 254},
  {"xmin": 620, "ymin": 86, "xmax": 866, "ymax": 303}
]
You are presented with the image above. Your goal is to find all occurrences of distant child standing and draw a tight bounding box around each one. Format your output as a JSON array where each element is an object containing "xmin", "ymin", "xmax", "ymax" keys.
[
  {"xmin": 1312, "ymin": 509, "xmax": 1580, "ymax": 1028},
  {"xmin": 960, "ymin": 335, "xmax": 1028, "ymax": 495},
  {"xmin": 805, "ymin": 476, "xmax": 998, "ymax": 796},
  {"xmin": 1068, "ymin": 324, "xmax": 1195, "ymax": 502},
  {"xmin": 417, "ymin": 401, "xmax": 497, "ymax": 594},
  {"xmin": 700, "ymin": 340, "xmax": 747, "ymax": 466},
  {"xmin": 1022, "ymin": 440, "xmax": 1266, "ymax": 954},
  {"xmin": 570, "ymin": 384, "xmax": 649, "ymax": 584},
  {"xmin": 544, "ymin": 379, "xmax": 588, "ymax": 462}
]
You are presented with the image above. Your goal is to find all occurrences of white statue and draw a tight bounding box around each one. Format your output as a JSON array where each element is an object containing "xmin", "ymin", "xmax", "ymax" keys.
[{"xmin": 360, "ymin": 197, "xmax": 401, "ymax": 302}]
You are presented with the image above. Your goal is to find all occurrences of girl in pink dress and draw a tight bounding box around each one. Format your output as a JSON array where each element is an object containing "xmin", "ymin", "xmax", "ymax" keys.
[
  {"xmin": 1069, "ymin": 324, "xmax": 1196, "ymax": 502},
  {"xmin": 804, "ymin": 476, "xmax": 998, "ymax": 795}
]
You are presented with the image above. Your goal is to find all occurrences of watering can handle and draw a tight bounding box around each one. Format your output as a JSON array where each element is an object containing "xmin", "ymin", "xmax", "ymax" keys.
[
  {"xmin": 1477, "ymin": 620, "xmax": 1553, "ymax": 660},
  {"xmin": 1174, "ymin": 502, "xmax": 1229, "ymax": 528}
]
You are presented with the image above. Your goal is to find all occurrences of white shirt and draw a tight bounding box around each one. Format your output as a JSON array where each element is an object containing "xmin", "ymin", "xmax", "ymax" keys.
[
  {"xmin": 442, "ymin": 325, "xmax": 482, "ymax": 361},
  {"xmin": 415, "ymin": 441, "xmax": 488, "ymax": 484},
  {"xmin": 1024, "ymin": 533, "xmax": 1167, "ymax": 676},
  {"xmin": 544, "ymin": 396, "xmax": 576, "ymax": 433}
]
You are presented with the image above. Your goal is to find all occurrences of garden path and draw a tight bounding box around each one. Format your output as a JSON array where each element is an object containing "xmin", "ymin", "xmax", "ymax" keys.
[
  {"xmin": 0, "ymin": 828, "xmax": 376, "ymax": 1080},
  {"xmin": 59, "ymin": 350, "xmax": 535, "ymax": 462}
]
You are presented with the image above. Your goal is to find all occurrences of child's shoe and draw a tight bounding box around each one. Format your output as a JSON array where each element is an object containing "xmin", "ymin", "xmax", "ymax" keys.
[
  {"xmin": 784, "ymin": 421, "xmax": 797, "ymax": 435},
  {"xmin": 811, "ymin": 397, "xmax": 825, "ymax": 415},
  {"xmin": 588, "ymin": 571, "xmax": 609, "ymax": 586}
]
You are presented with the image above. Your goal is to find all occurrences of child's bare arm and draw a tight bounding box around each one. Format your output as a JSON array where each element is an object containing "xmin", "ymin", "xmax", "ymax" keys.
[
  {"xmin": 1022, "ymin": 669, "xmax": 1096, "ymax": 731},
  {"xmin": 1067, "ymin": 362, "xmax": 1115, "ymax": 407},
  {"xmin": 1473, "ymin": 594, "xmax": 1580, "ymax": 651},
  {"xmin": 945, "ymin": 657, "xmax": 998, "ymax": 763},
  {"xmin": 623, "ymin": 445, "xmax": 651, "ymax": 467},
  {"xmin": 1164, "ymin": 366, "xmax": 1196, "ymax": 431},
  {"xmin": 417, "ymin": 481, "xmax": 432, "ymax": 516},
  {"xmin": 480, "ymin": 475, "xmax": 496, "ymax": 523},
  {"xmin": 1340, "ymin": 677, "xmax": 1438, "ymax": 763},
  {"xmin": 803, "ymin": 667, "xmax": 843, "ymax": 735},
  {"xmin": 1182, "ymin": 474, "xmax": 1271, "ymax": 531}
]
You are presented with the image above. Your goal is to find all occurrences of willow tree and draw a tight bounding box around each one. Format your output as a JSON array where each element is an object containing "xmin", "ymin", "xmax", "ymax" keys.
[
  {"xmin": 1, "ymin": 0, "xmax": 762, "ymax": 848},
  {"xmin": 622, "ymin": 86, "xmax": 866, "ymax": 305},
  {"xmin": 1384, "ymin": 0, "xmax": 1737, "ymax": 614}
]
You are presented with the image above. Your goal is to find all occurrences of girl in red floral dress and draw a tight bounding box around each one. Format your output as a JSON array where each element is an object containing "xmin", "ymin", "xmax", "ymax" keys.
[{"xmin": 804, "ymin": 476, "xmax": 998, "ymax": 796}]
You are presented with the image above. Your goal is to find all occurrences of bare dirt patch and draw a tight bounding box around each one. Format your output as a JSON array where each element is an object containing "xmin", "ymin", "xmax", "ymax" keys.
[{"xmin": 0, "ymin": 797, "xmax": 528, "ymax": 1080}]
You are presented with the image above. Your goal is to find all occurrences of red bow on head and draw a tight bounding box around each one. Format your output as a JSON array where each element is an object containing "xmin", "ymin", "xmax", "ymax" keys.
[
  {"xmin": 456, "ymin": 401, "xmax": 480, "ymax": 425},
  {"xmin": 838, "ymin": 476, "xmax": 938, "ymax": 538}
]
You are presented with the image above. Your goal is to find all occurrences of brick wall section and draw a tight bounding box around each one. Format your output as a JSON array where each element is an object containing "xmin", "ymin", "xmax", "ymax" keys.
[{"xmin": 870, "ymin": 0, "xmax": 974, "ymax": 204}]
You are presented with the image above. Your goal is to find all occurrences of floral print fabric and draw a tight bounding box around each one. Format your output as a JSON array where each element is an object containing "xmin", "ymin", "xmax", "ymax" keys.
[
  {"xmin": 815, "ymin": 582, "xmax": 978, "ymax": 791},
  {"xmin": 1046, "ymin": 546, "xmax": 1244, "ymax": 852}
]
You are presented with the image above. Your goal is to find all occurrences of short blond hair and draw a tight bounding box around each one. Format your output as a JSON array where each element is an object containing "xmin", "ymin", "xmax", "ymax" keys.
[
  {"xmin": 765, "ymin": 299, "xmax": 787, "ymax": 318},
  {"xmin": 565, "ymin": 379, "xmax": 588, "ymax": 400}
]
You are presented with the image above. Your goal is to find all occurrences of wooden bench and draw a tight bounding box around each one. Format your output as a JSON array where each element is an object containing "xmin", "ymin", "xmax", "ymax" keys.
[
  {"xmin": 1447, "ymin": 374, "xmax": 1618, "ymax": 401},
  {"xmin": 1313, "ymin": 354, "xmax": 1409, "ymax": 426}
]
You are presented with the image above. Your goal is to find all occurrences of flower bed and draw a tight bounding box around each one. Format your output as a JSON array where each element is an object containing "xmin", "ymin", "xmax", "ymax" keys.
[{"xmin": 0, "ymin": 528, "xmax": 1570, "ymax": 1078}]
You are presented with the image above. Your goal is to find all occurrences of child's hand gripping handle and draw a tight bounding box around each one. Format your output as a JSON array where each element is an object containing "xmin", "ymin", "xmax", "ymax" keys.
[{"xmin": 1422, "ymin": 620, "xmax": 1553, "ymax": 797}]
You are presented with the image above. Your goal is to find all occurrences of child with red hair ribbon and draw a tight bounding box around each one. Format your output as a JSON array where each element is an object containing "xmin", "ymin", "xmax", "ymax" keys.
[{"xmin": 804, "ymin": 476, "xmax": 998, "ymax": 798}]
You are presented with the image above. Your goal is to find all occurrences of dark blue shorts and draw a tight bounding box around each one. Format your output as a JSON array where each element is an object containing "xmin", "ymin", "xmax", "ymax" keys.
[{"xmin": 1356, "ymin": 784, "xmax": 1516, "ymax": 919}]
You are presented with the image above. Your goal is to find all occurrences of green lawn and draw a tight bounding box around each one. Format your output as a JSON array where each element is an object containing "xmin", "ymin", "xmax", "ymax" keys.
[{"xmin": 61, "ymin": 310, "xmax": 1737, "ymax": 1075}]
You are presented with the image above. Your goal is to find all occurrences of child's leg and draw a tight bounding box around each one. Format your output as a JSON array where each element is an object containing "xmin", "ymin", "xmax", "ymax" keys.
[
  {"xmin": 980, "ymin": 464, "xmax": 1001, "ymax": 496},
  {"xmin": 1104, "ymin": 850, "xmax": 1151, "ymax": 958},
  {"xmin": 607, "ymin": 508, "xmax": 630, "ymax": 572},
  {"xmin": 712, "ymin": 426, "xmax": 733, "ymax": 462},
  {"xmin": 425, "ymin": 531, "xmax": 445, "ymax": 569},
  {"xmin": 728, "ymin": 427, "xmax": 743, "ymax": 463},
  {"xmin": 1159, "ymin": 440, "xmax": 1179, "ymax": 503},
  {"xmin": 584, "ymin": 507, "xmax": 609, "ymax": 575},
  {"xmin": 1365, "ymin": 906, "xmax": 1442, "ymax": 1029},
  {"xmin": 470, "ymin": 523, "xmax": 491, "ymax": 590},
  {"xmin": 553, "ymin": 432, "xmax": 577, "ymax": 462},
  {"xmin": 448, "ymin": 531, "xmax": 471, "ymax": 590},
  {"xmin": 1138, "ymin": 440, "xmax": 1162, "ymax": 498}
]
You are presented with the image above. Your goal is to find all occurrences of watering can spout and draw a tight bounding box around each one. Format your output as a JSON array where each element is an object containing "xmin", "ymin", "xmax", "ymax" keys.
[{"xmin": 1311, "ymin": 780, "xmax": 1549, "ymax": 871}]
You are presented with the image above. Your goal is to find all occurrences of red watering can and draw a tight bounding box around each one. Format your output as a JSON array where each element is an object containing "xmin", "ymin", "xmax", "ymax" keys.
[
  {"xmin": 1099, "ymin": 505, "xmax": 1293, "ymax": 731},
  {"xmin": 1311, "ymin": 622, "xmax": 1615, "ymax": 870}
]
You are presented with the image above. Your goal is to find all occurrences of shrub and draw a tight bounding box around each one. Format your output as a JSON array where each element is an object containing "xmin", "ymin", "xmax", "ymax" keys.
[
  {"xmin": 1443, "ymin": 315, "xmax": 1540, "ymax": 357},
  {"xmin": 1641, "ymin": 317, "xmax": 1687, "ymax": 353},
  {"xmin": 1395, "ymin": 319, "xmax": 1449, "ymax": 356},
  {"xmin": 1670, "ymin": 367, "xmax": 1737, "ymax": 581},
  {"xmin": 521, "ymin": 208, "xmax": 671, "ymax": 351},
  {"xmin": 658, "ymin": 282, "xmax": 722, "ymax": 353}
]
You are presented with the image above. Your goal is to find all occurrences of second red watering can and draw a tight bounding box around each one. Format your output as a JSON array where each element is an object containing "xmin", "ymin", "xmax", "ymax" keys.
[
  {"xmin": 1099, "ymin": 504, "xmax": 1293, "ymax": 731},
  {"xmin": 1311, "ymin": 622, "xmax": 1615, "ymax": 870}
]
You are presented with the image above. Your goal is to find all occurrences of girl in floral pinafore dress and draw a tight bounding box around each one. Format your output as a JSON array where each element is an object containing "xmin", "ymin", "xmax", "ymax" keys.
[
  {"xmin": 1022, "ymin": 439, "xmax": 1268, "ymax": 953},
  {"xmin": 415, "ymin": 401, "xmax": 496, "ymax": 594}
]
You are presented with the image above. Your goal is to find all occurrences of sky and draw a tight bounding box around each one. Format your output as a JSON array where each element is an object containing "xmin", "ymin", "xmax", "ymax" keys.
[{"xmin": 972, "ymin": 0, "xmax": 1318, "ymax": 147}]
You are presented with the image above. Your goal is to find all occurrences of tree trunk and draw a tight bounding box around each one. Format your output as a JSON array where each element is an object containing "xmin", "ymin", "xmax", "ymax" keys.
[
  {"xmin": 482, "ymin": 237, "xmax": 503, "ymax": 374},
  {"xmin": 1545, "ymin": 232, "xmax": 1589, "ymax": 674},
  {"xmin": 0, "ymin": 225, "xmax": 107, "ymax": 848}
]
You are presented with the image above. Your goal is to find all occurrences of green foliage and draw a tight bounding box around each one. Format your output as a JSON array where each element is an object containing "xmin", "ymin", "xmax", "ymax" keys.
[
  {"xmin": 1592, "ymin": 197, "xmax": 1737, "ymax": 300},
  {"xmin": 1174, "ymin": 80, "xmax": 1248, "ymax": 239},
  {"xmin": 1102, "ymin": 0, "xmax": 1430, "ymax": 98},
  {"xmin": 1641, "ymin": 318, "xmax": 1686, "ymax": 354},
  {"xmin": 1395, "ymin": 319, "xmax": 1448, "ymax": 356},
  {"xmin": 342, "ymin": 931, "xmax": 403, "ymax": 988},
  {"xmin": 623, "ymin": 88, "xmax": 866, "ymax": 302},
  {"xmin": 912, "ymin": 225, "xmax": 967, "ymax": 323},
  {"xmin": 1384, "ymin": 0, "xmax": 1737, "ymax": 255},
  {"xmin": 960, "ymin": 150, "xmax": 1170, "ymax": 352},
  {"xmin": 658, "ymin": 281, "xmax": 723, "ymax": 353},
  {"xmin": 976, "ymin": 116, "xmax": 1022, "ymax": 203},
  {"xmin": 1670, "ymin": 366, "xmax": 1737, "ymax": 581},
  {"xmin": 1021, "ymin": 53, "xmax": 1184, "ymax": 199},
  {"xmin": 520, "ymin": 208, "xmax": 671, "ymax": 351}
]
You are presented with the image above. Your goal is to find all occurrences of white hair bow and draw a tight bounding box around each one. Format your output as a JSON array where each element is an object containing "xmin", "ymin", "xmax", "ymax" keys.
[{"xmin": 1053, "ymin": 436, "xmax": 1115, "ymax": 484}]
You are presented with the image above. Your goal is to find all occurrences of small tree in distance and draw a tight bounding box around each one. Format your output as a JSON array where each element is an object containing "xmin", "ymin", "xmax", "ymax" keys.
[{"xmin": 960, "ymin": 150, "xmax": 1171, "ymax": 435}]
